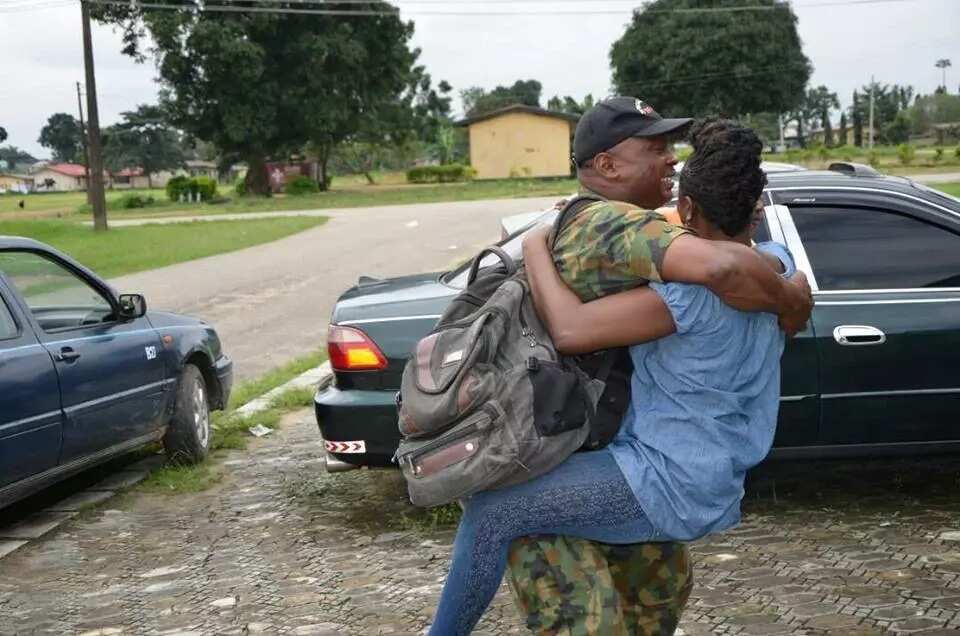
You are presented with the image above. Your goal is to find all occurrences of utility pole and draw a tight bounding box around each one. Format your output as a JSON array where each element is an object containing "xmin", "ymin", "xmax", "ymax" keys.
[
  {"xmin": 80, "ymin": 0, "xmax": 108, "ymax": 231},
  {"xmin": 75, "ymin": 81, "xmax": 92, "ymax": 205},
  {"xmin": 868, "ymin": 75, "xmax": 875, "ymax": 150}
]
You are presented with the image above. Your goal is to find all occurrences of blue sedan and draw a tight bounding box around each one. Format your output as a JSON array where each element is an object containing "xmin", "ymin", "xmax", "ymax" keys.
[{"xmin": 0, "ymin": 237, "xmax": 233, "ymax": 508}]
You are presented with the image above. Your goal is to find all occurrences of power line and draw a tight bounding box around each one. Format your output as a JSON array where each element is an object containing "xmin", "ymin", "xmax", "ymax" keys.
[{"xmin": 80, "ymin": 0, "xmax": 941, "ymax": 17}]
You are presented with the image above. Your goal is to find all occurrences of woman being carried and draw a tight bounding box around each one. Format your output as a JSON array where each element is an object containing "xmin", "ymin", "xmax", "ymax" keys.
[{"xmin": 427, "ymin": 119, "xmax": 795, "ymax": 635}]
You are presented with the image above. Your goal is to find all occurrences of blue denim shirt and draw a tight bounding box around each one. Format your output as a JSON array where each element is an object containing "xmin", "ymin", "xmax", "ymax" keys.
[{"xmin": 608, "ymin": 243, "xmax": 794, "ymax": 541}]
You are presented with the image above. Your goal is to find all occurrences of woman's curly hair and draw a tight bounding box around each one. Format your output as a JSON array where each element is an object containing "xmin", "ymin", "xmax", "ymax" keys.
[{"xmin": 678, "ymin": 118, "xmax": 767, "ymax": 237}]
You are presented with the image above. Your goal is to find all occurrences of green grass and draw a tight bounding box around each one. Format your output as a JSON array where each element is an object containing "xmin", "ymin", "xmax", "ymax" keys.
[
  {"xmin": 0, "ymin": 216, "xmax": 327, "ymax": 278},
  {"xmin": 227, "ymin": 349, "xmax": 327, "ymax": 409},
  {"xmin": 140, "ymin": 462, "xmax": 224, "ymax": 493},
  {"xmin": 2, "ymin": 178, "xmax": 578, "ymax": 220},
  {"xmin": 937, "ymin": 182, "xmax": 960, "ymax": 198}
]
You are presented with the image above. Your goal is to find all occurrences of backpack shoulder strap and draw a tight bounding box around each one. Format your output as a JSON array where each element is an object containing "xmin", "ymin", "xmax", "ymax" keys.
[
  {"xmin": 550, "ymin": 194, "xmax": 605, "ymax": 248},
  {"xmin": 466, "ymin": 245, "xmax": 517, "ymax": 286}
]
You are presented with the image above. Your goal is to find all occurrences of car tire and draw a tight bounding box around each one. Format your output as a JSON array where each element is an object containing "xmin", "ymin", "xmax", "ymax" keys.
[{"xmin": 163, "ymin": 363, "xmax": 211, "ymax": 464}]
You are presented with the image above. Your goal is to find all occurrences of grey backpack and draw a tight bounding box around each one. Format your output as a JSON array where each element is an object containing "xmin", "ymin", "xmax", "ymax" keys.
[{"xmin": 395, "ymin": 246, "xmax": 603, "ymax": 508}]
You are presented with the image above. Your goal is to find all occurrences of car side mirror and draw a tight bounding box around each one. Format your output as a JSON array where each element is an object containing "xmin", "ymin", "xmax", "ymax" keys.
[{"xmin": 118, "ymin": 293, "xmax": 147, "ymax": 319}]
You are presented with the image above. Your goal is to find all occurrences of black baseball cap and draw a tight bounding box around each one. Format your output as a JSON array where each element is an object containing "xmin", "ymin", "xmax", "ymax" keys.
[{"xmin": 573, "ymin": 96, "xmax": 692, "ymax": 165}]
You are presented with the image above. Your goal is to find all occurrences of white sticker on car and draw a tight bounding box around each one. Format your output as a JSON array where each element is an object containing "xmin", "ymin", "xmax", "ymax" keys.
[{"xmin": 145, "ymin": 346, "xmax": 157, "ymax": 360}]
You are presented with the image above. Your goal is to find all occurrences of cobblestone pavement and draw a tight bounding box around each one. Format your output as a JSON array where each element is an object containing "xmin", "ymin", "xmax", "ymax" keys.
[{"xmin": 2, "ymin": 410, "xmax": 960, "ymax": 635}]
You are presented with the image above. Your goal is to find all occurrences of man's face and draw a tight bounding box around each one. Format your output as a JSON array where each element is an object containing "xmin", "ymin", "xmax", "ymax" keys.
[{"xmin": 602, "ymin": 136, "xmax": 678, "ymax": 209}]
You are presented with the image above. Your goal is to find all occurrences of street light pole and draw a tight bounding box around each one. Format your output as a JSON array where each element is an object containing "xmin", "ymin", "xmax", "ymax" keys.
[
  {"xmin": 80, "ymin": 0, "xmax": 108, "ymax": 231},
  {"xmin": 868, "ymin": 75, "xmax": 875, "ymax": 151}
]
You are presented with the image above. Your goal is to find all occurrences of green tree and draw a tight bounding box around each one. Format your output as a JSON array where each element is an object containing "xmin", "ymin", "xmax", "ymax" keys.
[
  {"xmin": 851, "ymin": 82, "xmax": 915, "ymax": 144},
  {"xmin": 103, "ymin": 104, "xmax": 186, "ymax": 187},
  {"xmin": 38, "ymin": 113, "xmax": 82, "ymax": 163},
  {"xmin": 610, "ymin": 0, "xmax": 810, "ymax": 117},
  {"xmin": 94, "ymin": 1, "xmax": 426, "ymax": 195},
  {"xmin": 802, "ymin": 86, "xmax": 839, "ymax": 147},
  {"xmin": 0, "ymin": 146, "xmax": 37, "ymax": 168},
  {"xmin": 547, "ymin": 94, "xmax": 595, "ymax": 116},
  {"xmin": 462, "ymin": 80, "xmax": 543, "ymax": 117},
  {"xmin": 0, "ymin": 127, "xmax": 6, "ymax": 144},
  {"xmin": 838, "ymin": 112, "xmax": 848, "ymax": 146},
  {"xmin": 908, "ymin": 92, "xmax": 960, "ymax": 136}
]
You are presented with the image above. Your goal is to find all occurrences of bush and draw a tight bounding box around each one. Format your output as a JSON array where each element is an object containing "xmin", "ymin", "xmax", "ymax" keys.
[
  {"xmin": 192, "ymin": 176, "xmax": 218, "ymax": 201},
  {"xmin": 284, "ymin": 175, "xmax": 320, "ymax": 196},
  {"xmin": 897, "ymin": 143, "xmax": 916, "ymax": 166},
  {"xmin": 234, "ymin": 179, "xmax": 247, "ymax": 196},
  {"xmin": 166, "ymin": 175, "xmax": 191, "ymax": 202},
  {"xmin": 867, "ymin": 151, "xmax": 880, "ymax": 168},
  {"xmin": 955, "ymin": 146, "xmax": 960, "ymax": 160},
  {"xmin": 166, "ymin": 175, "xmax": 218, "ymax": 202},
  {"xmin": 118, "ymin": 193, "xmax": 154, "ymax": 209},
  {"xmin": 406, "ymin": 163, "xmax": 477, "ymax": 184}
]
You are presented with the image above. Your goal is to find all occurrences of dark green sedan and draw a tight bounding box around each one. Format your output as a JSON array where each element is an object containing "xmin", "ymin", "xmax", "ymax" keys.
[{"xmin": 315, "ymin": 167, "xmax": 960, "ymax": 471}]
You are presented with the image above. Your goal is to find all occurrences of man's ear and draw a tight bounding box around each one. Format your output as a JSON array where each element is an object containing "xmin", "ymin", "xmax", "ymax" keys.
[{"xmin": 591, "ymin": 152, "xmax": 617, "ymax": 179}]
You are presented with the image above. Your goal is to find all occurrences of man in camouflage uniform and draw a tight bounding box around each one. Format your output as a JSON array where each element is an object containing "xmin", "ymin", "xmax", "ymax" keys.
[{"xmin": 504, "ymin": 97, "xmax": 809, "ymax": 634}]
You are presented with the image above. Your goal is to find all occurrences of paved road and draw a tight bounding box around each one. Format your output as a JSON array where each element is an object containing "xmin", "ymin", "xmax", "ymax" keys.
[
  {"xmin": 4, "ymin": 410, "xmax": 960, "ymax": 635},
  {"xmin": 110, "ymin": 197, "xmax": 559, "ymax": 381}
]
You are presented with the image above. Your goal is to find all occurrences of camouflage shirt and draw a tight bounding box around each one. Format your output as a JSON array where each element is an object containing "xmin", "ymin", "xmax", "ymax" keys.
[
  {"xmin": 506, "ymin": 196, "xmax": 693, "ymax": 634},
  {"xmin": 552, "ymin": 199, "xmax": 691, "ymax": 301}
]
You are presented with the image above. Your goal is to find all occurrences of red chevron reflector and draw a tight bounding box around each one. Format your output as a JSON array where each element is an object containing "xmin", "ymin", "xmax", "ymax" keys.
[{"xmin": 325, "ymin": 440, "xmax": 367, "ymax": 454}]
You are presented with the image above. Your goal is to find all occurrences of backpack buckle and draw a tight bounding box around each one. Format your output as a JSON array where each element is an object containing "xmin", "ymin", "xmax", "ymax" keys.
[{"xmin": 526, "ymin": 357, "xmax": 540, "ymax": 372}]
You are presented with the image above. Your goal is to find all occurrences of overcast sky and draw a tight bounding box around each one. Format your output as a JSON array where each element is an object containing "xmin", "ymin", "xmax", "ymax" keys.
[{"xmin": 1, "ymin": 0, "xmax": 957, "ymax": 159}]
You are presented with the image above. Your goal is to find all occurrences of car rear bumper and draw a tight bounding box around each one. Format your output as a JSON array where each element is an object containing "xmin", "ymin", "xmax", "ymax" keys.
[{"xmin": 314, "ymin": 385, "xmax": 400, "ymax": 467}]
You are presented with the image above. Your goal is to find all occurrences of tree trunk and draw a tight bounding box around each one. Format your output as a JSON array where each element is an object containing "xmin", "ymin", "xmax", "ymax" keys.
[
  {"xmin": 838, "ymin": 113, "xmax": 848, "ymax": 146},
  {"xmin": 796, "ymin": 118, "xmax": 806, "ymax": 149},
  {"xmin": 244, "ymin": 154, "xmax": 270, "ymax": 196},
  {"xmin": 823, "ymin": 111, "xmax": 834, "ymax": 147},
  {"xmin": 318, "ymin": 150, "xmax": 331, "ymax": 192},
  {"xmin": 363, "ymin": 171, "xmax": 376, "ymax": 186},
  {"xmin": 147, "ymin": 172, "xmax": 153, "ymax": 189}
]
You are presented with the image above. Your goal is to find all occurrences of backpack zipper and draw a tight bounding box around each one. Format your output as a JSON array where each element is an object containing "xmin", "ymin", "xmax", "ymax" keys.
[{"xmin": 399, "ymin": 420, "xmax": 483, "ymax": 475}]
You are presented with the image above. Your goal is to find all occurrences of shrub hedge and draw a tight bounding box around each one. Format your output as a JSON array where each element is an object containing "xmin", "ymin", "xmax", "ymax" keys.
[{"xmin": 406, "ymin": 164, "xmax": 477, "ymax": 184}]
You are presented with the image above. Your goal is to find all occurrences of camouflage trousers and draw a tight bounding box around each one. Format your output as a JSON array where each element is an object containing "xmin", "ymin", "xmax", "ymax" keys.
[{"xmin": 506, "ymin": 535, "xmax": 693, "ymax": 636}]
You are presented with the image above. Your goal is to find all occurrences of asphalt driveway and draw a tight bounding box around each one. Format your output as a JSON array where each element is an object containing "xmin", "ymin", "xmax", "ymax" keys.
[{"xmin": 109, "ymin": 196, "xmax": 560, "ymax": 381}]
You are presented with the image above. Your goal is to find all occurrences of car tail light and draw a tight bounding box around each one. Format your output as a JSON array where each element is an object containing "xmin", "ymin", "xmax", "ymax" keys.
[{"xmin": 328, "ymin": 325, "xmax": 388, "ymax": 371}]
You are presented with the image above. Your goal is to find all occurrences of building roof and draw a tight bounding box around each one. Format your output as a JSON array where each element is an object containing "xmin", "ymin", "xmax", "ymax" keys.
[
  {"xmin": 41, "ymin": 163, "xmax": 88, "ymax": 177},
  {"xmin": 455, "ymin": 104, "xmax": 580, "ymax": 127},
  {"xmin": 114, "ymin": 167, "xmax": 144, "ymax": 177},
  {"xmin": 186, "ymin": 160, "xmax": 217, "ymax": 168}
]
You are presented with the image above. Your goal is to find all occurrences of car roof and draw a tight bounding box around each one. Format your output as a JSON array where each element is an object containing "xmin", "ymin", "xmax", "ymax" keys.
[
  {"xmin": 0, "ymin": 236, "xmax": 51, "ymax": 251},
  {"xmin": 764, "ymin": 170, "xmax": 921, "ymax": 195}
]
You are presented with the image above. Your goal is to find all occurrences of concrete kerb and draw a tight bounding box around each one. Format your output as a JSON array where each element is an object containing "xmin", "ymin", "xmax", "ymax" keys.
[
  {"xmin": 235, "ymin": 361, "xmax": 332, "ymax": 417},
  {"xmin": 0, "ymin": 361, "xmax": 333, "ymax": 561}
]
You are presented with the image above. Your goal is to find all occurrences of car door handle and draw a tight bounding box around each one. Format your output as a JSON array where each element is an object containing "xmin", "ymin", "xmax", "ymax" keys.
[
  {"xmin": 54, "ymin": 347, "xmax": 81, "ymax": 362},
  {"xmin": 833, "ymin": 325, "xmax": 886, "ymax": 346}
]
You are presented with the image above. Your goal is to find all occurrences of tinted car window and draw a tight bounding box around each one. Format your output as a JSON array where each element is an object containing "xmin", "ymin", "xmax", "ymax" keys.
[
  {"xmin": 791, "ymin": 206, "xmax": 960, "ymax": 290},
  {"xmin": 0, "ymin": 297, "xmax": 17, "ymax": 340},
  {"xmin": 0, "ymin": 251, "xmax": 114, "ymax": 331}
]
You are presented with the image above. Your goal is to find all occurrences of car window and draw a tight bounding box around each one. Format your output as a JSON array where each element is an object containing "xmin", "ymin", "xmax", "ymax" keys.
[
  {"xmin": 0, "ymin": 296, "xmax": 18, "ymax": 340},
  {"xmin": 0, "ymin": 251, "xmax": 114, "ymax": 331},
  {"xmin": 791, "ymin": 206, "xmax": 960, "ymax": 290}
]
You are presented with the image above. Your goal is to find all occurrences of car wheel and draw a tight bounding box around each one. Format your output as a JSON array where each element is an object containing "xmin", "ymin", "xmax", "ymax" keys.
[{"xmin": 163, "ymin": 363, "xmax": 211, "ymax": 464}]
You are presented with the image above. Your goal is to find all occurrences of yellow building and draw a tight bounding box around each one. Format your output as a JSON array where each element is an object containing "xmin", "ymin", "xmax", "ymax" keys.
[{"xmin": 457, "ymin": 105, "xmax": 578, "ymax": 180}]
